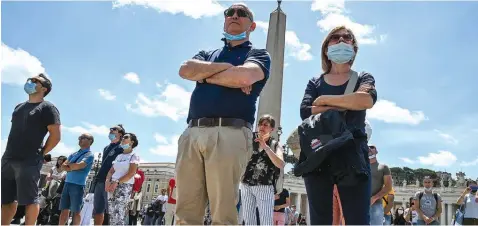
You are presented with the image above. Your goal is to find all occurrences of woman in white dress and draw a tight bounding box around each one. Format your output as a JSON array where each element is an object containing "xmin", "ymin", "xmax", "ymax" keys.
[
  {"xmin": 105, "ymin": 133, "xmax": 140, "ymax": 225},
  {"xmin": 46, "ymin": 156, "xmax": 67, "ymax": 198}
]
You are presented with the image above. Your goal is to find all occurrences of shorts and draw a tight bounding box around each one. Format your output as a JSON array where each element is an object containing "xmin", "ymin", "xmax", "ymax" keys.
[
  {"xmin": 1, "ymin": 157, "xmax": 43, "ymax": 205},
  {"xmin": 59, "ymin": 182, "xmax": 85, "ymax": 213},
  {"xmin": 93, "ymin": 181, "xmax": 108, "ymax": 214}
]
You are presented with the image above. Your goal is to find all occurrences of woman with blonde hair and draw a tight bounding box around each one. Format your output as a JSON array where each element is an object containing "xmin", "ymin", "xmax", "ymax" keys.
[{"xmin": 299, "ymin": 25, "xmax": 377, "ymax": 225}]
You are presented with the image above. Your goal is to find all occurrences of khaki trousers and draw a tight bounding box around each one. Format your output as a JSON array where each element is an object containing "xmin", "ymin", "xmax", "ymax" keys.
[
  {"xmin": 175, "ymin": 126, "xmax": 252, "ymax": 225},
  {"xmin": 164, "ymin": 203, "xmax": 176, "ymax": 225}
]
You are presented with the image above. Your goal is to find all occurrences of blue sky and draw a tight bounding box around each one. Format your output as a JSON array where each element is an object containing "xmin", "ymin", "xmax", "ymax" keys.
[{"xmin": 1, "ymin": 1, "xmax": 477, "ymax": 180}]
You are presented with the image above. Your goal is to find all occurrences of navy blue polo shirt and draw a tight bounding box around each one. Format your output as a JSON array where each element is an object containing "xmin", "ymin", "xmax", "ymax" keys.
[
  {"xmin": 187, "ymin": 41, "xmax": 271, "ymax": 124},
  {"xmin": 95, "ymin": 142, "xmax": 123, "ymax": 182}
]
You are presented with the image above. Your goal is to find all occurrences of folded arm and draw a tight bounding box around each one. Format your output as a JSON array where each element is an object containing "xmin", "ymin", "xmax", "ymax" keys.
[
  {"xmin": 119, "ymin": 163, "xmax": 138, "ymax": 184},
  {"xmin": 205, "ymin": 62, "xmax": 265, "ymax": 88},
  {"xmin": 313, "ymin": 73, "xmax": 378, "ymax": 111},
  {"xmin": 179, "ymin": 59, "xmax": 233, "ymax": 81}
]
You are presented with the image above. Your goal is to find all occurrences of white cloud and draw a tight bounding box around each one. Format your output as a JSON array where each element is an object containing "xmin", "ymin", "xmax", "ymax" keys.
[
  {"xmin": 367, "ymin": 99, "xmax": 427, "ymax": 125},
  {"xmin": 255, "ymin": 21, "xmax": 313, "ymax": 61},
  {"xmin": 112, "ymin": 0, "xmax": 225, "ymax": 19},
  {"xmin": 417, "ymin": 151, "xmax": 457, "ymax": 167},
  {"xmin": 312, "ymin": 0, "xmax": 385, "ymax": 45},
  {"xmin": 49, "ymin": 142, "xmax": 77, "ymax": 156},
  {"xmin": 434, "ymin": 129, "xmax": 458, "ymax": 145},
  {"xmin": 126, "ymin": 82, "xmax": 191, "ymax": 121},
  {"xmin": 460, "ymin": 157, "xmax": 478, "ymax": 167},
  {"xmin": 98, "ymin": 89, "xmax": 117, "ymax": 101},
  {"xmin": 63, "ymin": 122, "xmax": 110, "ymax": 136},
  {"xmin": 123, "ymin": 72, "xmax": 140, "ymax": 84},
  {"xmin": 400, "ymin": 157, "xmax": 415, "ymax": 164},
  {"xmin": 1, "ymin": 43, "xmax": 47, "ymax": 85},
  {"xmin": 149, "ymin": 133, "xmax": 180, "ymax": 157}
]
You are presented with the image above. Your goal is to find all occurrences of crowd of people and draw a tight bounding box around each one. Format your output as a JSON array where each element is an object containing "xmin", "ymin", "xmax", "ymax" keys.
[{"xmin": 2, "ymin": 2, "xmax": 478, "ymax": 226}]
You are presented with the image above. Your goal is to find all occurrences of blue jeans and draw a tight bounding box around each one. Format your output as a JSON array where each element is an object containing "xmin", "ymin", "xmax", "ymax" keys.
[
  {"xmin": 417, "ymin": 219, "xmax": 439, "ymax": 225},
  {"xmin": 369, "ymin": 202, "xmax": 384, "ymax": 225},
  {"xmin": 383, "ymin": 214, "xmax": 392, "ymax": 225}
]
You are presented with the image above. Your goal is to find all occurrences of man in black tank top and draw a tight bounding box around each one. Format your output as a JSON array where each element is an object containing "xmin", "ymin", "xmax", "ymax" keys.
[{"xmin": 240, "ymin": 115, "xmax": 285, "ymax": 225}]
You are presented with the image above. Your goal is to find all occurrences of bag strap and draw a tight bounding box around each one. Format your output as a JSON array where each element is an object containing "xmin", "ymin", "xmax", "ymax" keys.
[{"xmin": 344, "ymin": 70, "xmax": 359, "ymax": 95}]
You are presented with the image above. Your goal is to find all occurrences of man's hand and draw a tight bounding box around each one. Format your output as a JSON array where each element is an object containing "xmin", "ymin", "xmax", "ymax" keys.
[
  {"xmin": 423, "ymin": 216, "xmax": 433, "ymax": 224},
  {"xmin": 241, "ymin": 86, "xmax": 252, "ymax": 95},
  {"xmin": 370, "ymin": 196, "xmax": 379, "ymax": 206},
  {"xmin": 313, "ymin": 96, "xmax": 329, "ymax": 106}
]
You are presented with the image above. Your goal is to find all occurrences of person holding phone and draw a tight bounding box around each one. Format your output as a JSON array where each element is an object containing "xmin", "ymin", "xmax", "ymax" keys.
[
  {"xmin": 456, "ymin": 181, "xmax": 478, "ymax": 225},
  {"xmin": 241, "ymin": 115, "xmax": 285, "ymax": 225}
]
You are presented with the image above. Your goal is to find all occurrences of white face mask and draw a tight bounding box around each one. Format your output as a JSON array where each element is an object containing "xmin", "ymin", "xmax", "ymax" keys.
[
  {"xmin": 368, "ymin": 154, "xmax": 376, "ymax": 159},
  {"xmin": 398, "ymin": 210, "xmax": 404, "ymax": 215}
]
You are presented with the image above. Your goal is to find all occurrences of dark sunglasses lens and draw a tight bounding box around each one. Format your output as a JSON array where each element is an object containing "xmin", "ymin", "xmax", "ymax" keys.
[
  {"xmin": 110, "ymin": 128, "xmax": 117, "ymax": 131},
  {"xmin": 343, "ymin": 34, "xmax": 353, "ymax": 41},
  {"xmin": 123, "ymin": 136, "xmax": 130, "ymax": 139},
  {"xmin": 225, "ymin": 8, "xmax": 235, "ymax": 17},
  {"xmin": 236, "ymin": 9, "xmax": 248, "ymax": 17}
]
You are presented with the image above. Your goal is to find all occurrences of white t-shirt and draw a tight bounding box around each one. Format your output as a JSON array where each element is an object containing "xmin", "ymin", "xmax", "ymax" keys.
[
  {"xmin": 464, "ymin": 193, "xmax": 478, "ymax": 219},
  {"xmin": 156, "ymin": 195, "xmax": 168, "ymax": 212},
  {"xmin": 111, "ymin": 153, "xmax": 140, "ymax": 184},
  {"xmin": 51, "ymin": 166, "xmax": 67, "ymax": 181},
  {"xmin": 405, "ymin": 208, "xmax": 418, "ymax": 223}
]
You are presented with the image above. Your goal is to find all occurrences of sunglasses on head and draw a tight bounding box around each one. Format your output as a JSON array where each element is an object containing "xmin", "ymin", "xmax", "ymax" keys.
[
  {"xmin": 330, "ymin": 33, "xmax": 354, "ymax": 43},
  {"xmin": 224, "ymin": 7, "xmax": 252, "ymax": 21}
]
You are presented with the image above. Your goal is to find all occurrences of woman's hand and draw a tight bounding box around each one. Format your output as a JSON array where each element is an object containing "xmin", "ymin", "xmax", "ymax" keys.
[
  {"xmin": 254, "ymin": 134, "xmax": 269, "ymax": 150},
  {"xmin": 109, "ymin": 181, "xmax": 118, "ymax": 193}
]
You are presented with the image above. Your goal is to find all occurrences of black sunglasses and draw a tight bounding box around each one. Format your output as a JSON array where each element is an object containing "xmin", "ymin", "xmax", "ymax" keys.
[
  {"xmin": 110, "ymin": 127, "xmax": 118, "ymax": 132},
  {"xmin": 224, "ymin": 8, "xmax": 252, "ymax": 21},
  {"xmin": 78, "ymin": 136, "xmax": 91, "ymax": 140},
  {"xmin": 330, "ymin": 33, "xmax": 354, "ymax": 43},
  {"xmin": 28, "ymin": 78, "xmax": 48, "ymax": 87},
  {"xmin": 368, "ymin": 145, "xmax": 376, "ymax": 149},
  {"xmin": 123, "ymin": 135, "xmax": 131, "ymax": 140}
]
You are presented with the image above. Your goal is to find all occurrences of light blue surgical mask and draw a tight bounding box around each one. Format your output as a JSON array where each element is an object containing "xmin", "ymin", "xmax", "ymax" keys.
[
  {"xmin": 24, "ymin": 81, "xmax": 37, "ymax": 95},
  {"xmin": 327, "ymin": 42, "xmax": 355, "ymax": 64},
  {"xmin": 108, "ymin": 133, "xmax": 116, "ymax": 141},
  {"xmin": 223, "ymin": 31, "xmax": 247, "ymax": 41},
  {"xmin": 120, "ymin": 143, "xmax": 130, "ymax": 150}
]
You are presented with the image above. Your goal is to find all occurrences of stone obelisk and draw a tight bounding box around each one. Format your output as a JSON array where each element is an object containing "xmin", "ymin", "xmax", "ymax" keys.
[{"xmin": 256, "ymin": 0, "xmax": 286, "ymax": 139}]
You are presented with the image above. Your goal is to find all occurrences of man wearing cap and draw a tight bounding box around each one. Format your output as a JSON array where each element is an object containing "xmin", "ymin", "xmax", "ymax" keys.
[
  {"xmin": 1, "ymin": 73, "xmax": 61, "ymax": 225},
  {"xmin": 176, "ymin": 2, "xmax": 271, "ymax": 225},
  {"xmin": 368, "ymin": 145, "xmax": 392, "ymax": 225},
  {"xmin": 93, "ymin": 124, "xmax": 126, "ymax": 225}
]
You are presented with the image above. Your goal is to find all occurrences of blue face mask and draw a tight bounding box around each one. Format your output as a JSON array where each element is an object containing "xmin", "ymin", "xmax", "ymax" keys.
[
  {"xmin": 326, "ymin": 42, "xmax": 355, "ymax": 64},
  {"xmin": 120, "ymin": 143, "xmax": 130, "ymax": 150},
  {"xmin": 108, "ymin": 133, "xmax": 116, "ymax": 141},
  {"xmin": 24, "ymin": 81, "xmax": 37, "ymax": 95},
  {"xmin": 223, "ymin": 31, "xmax": 247, "ymax": 41}
]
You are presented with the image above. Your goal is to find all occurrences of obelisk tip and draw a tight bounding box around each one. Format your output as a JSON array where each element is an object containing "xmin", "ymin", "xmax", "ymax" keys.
[{"xmin": 277, "ymin": 0, "xmax": 282, "ymax": 9}]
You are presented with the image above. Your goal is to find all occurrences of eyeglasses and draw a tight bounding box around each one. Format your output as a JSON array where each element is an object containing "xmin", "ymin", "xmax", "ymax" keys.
[
  {"xmin": 224, "ymin": 8, "xmax": 252, "ymax": 21},
  {"xmin": 78, "ymin": 136, "xmax": 91, "ymax": 140},
  {"xmin": 330, "ymin": 33, "xmax": 354, "ymax": 43},
  {"xmin": 110, "ymin": 128, "xmax": 118, "ymax": 132}
]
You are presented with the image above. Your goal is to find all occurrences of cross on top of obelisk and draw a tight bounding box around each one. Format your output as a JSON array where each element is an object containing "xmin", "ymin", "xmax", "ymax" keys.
[{"xmin": 277, "ymin": 0, "xmax": 282, "ymax": 9}]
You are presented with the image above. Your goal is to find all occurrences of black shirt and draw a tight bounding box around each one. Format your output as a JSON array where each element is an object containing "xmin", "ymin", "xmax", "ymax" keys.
[
  {"xmin": 187, "ymin": 41, "xmax": 271, "ymax": 124},
  {"xmin": 96, "ymin": 142, "xmax": 123, "ymax": 182},
  {"xmin": 242, "ymin": 133, "xmax": 279, "ymax": 186},
  {"xmin": 3, "ymin": 101, "xmax": 61, "ymax": 161},
  {"xmin": 274, "ymin": 189, "xmax": 289, "ymax": 213},
  {"xmin": 299, "ymin": 72, "xmax": 377, "ymax": 130}
]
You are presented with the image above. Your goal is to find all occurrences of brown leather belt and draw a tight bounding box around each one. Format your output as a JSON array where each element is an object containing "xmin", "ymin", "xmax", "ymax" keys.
[{"xmin": 188, "ymin": 118, "xmax": 252, "ymax": 130}]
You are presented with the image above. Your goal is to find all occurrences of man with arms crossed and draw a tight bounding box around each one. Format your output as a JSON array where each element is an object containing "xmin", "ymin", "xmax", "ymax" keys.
[
  {"xmin": 413, "ymin": 176, "xmax": 442, "ymax": 225},
  {"xmin": 176, "ymin": 2, "xmax": 271, "ymax": 225},
  {"xmin": 1, "ymin": 74, "xmax": 61, "ymax": 225},
  {"xmin": 368, "ymin": 145, "xmax": 393, "ymax": 225}
]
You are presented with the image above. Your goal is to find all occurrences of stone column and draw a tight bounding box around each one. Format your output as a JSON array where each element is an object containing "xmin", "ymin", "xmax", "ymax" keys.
[
  {"xmin": 256, "ymin": 3, "xmax": 287, "ymax": 139},
  {"xmin": 440, "ymin": 202, "xmax": 446, "ymax": 225},
  {"xmin": 296, "ymin": 193, "xmax": 302, "ymax": 214},
  {"xmin": 305, "ymin": 195, "xmax": 310, "ymax": 225},
  {"xmin": 447, "ymin": 203, "xmax": 453, "ymax": 225}
]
